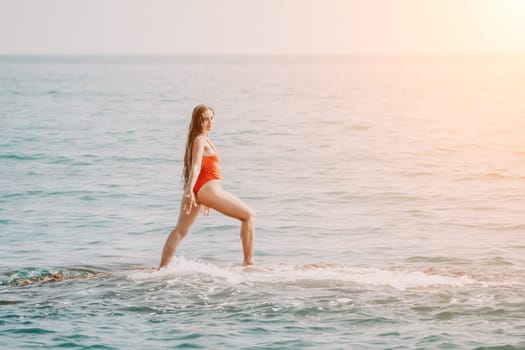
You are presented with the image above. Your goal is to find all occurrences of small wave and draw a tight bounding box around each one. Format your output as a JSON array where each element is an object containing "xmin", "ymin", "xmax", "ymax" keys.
[
  {"xmin": 458, "ymin": 171, "xmax": 513, "ymax": 181},
  {"xmin": 0, "ymin": 154, "xmax": 38, "ymax": 161},
  {"xmin": 405, "ymin": 256, "xmax": 470, "ymax": 264},
  {"xmin": 347, "ymin": 124, "xmax": 371, "ymax": 131}
]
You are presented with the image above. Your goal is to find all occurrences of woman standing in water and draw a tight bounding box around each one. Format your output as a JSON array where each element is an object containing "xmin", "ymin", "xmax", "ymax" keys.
[{"xmin": 159, "ymin": 104, "xmax": 256, "ymax": 269}]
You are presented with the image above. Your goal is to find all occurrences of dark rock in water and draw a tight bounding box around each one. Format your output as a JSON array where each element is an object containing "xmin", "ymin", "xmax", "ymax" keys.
[{"xmin": 0, "ymin": 268, "xmax": 95, "ymax": 286}]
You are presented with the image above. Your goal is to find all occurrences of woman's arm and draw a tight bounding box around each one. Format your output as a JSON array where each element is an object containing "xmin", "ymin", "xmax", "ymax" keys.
[{"xmin": 183, "ymin": 136, "xmax": 205, "ymax": 214}]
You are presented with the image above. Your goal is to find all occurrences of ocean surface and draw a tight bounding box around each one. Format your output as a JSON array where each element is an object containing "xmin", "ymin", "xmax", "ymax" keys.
[{"xmin": 1, "ymin": 55, "xmax": 525, "ymax": 349}]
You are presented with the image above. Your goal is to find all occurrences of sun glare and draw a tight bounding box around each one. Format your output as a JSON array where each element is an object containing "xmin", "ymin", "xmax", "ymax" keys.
[
  {"xmin": 467, "ymin": 0, "xmax": 525, "ymax": 52},
  {"xmin": 506, "ymin": 0, "xmax": 525, "ymax": 24},
  {"xmin": 493, "ymin": 0, "xmax": 525, "ymax": 33}
]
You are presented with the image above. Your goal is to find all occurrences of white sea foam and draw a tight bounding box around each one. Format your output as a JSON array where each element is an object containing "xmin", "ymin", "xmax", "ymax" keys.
[{"xmin": 126, "ymin": 257, "xmax": 490, "ymax": 291}]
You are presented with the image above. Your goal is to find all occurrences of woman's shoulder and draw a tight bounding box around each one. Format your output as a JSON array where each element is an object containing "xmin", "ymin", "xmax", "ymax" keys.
[
  {"xmin": 192, "ymin": 134, "xmax": 206, "ymax": 150},
  {"xmin": 194, "ymin": 134, "xmax": 206, "ymax": 144}
]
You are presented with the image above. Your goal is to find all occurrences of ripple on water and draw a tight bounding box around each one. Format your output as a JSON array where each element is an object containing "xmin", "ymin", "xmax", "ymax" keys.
[
  {"xmin": 7, "ymin": 328, "xmax": 56, "ymax": 335},
  {"xmin": 0, "ymin": 300, "xmax": 25, "ymax": 305}
]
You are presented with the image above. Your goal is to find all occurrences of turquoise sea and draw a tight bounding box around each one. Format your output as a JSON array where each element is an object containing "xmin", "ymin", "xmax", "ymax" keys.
[{"xmin": 1, "ymin": 55, "xmax": 525, "ymax": 349}]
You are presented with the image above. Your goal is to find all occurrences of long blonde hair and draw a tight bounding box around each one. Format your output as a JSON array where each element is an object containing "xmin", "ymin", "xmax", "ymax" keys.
[{"xmin": 183, "ymin": 104, "xmax": 214, "ymax": 189}]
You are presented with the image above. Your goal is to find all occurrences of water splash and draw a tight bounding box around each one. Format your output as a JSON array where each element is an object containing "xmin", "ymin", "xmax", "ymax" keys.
[
  {"xmin": 125, "ymin": 257, "xmax": 513, "ymax": 291},
  {"xmin": 4, "ymin": 259, "xmax": 523, "ymax": 291}
]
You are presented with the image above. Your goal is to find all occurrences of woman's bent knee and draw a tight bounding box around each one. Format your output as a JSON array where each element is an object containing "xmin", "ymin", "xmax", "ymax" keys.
[{"xmin": 241, "ymin": 209, "xmax": 256, "ymax": 223}]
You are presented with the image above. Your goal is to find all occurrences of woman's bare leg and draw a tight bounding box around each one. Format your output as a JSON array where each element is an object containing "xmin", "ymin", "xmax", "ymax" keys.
[
  {"xmin": 158, "ymin": 197, "xmax": 201, "ymax": 269},
  {"xmin": 197, "ymin": 181, "xmax": 256, "ymax": 266}
]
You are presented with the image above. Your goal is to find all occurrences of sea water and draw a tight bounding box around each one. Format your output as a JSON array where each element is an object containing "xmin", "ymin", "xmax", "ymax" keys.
[{"xmin": 1, "ymin": 55, "xmax": 525, "ymax": 349}]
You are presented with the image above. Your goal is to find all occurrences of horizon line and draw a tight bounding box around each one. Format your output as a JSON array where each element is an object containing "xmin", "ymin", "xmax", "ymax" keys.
[{"xmin": 2, "ymin": 53, "xmax": 525, "ymax": 57}]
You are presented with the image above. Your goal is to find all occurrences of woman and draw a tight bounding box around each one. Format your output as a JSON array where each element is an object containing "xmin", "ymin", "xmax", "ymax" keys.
[{"xmin": 158, "ymin": 104, "xmax": 256, "ymax": 269}]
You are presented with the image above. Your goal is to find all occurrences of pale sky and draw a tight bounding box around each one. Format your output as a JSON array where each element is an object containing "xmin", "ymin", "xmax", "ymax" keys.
[{"xmin": 1, "ymin": 0, "xmax": 525, "ymax": 55}]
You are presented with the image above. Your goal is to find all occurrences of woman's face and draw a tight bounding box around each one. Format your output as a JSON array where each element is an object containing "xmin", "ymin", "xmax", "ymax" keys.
[{"xmin": 201, "ymin": 109, "xmax": 214, "ymax": 133}]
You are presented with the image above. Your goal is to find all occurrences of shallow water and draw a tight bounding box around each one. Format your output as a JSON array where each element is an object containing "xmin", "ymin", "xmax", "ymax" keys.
[{"xmin": 1, "ymin": 55, "xmax": 525, "ymax": 349}]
